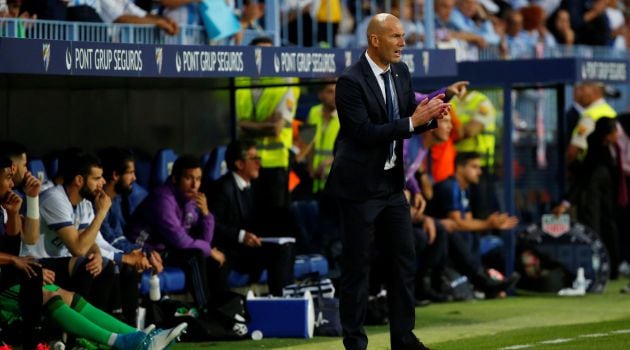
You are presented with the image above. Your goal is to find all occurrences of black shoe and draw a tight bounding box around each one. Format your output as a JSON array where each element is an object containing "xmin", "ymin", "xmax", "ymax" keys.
[
  {"xmin": 399, "ymin": 338, "xmax": 432, "ymax": 350},
  {"xmin": 483, "ymin": 272, "xmax": 521, "ymax": 297}
]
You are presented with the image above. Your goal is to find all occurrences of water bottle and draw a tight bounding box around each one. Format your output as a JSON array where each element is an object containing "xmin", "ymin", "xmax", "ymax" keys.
[
  {"xmin": 149, "ymin": 273, "xmax": 161, "ymax": 301},
  {"xmin": 575, "ymin": 267, "xmax": 586, "ymax": 291}
]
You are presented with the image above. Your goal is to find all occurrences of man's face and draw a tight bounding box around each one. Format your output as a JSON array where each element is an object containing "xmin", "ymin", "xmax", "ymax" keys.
[
  {"xmin": 458, "ymin": 0, "xmax": 478, "ymax": 18},
  {"xmin": 373, "ymin": 17, "xmax": 406, "ymax": 65},
  {"xmin": 237, "ymin": 147, "xmax": 261, "ymax": 181},
  {"xmin": 318, "ymin": 84, "xmax": 336, "ymax": 110},
  {"xmin": 176, "ymin": 167, "xmax": 202, "ymax": 200},
  {"xmin": 436, "ymin": 0, "xmax": 455, "ymax": 21},
  {"xmin": 115, "ymin": 161, "xmax": 136, "ymax": 196},
  {"xmin": 460, "ymin": 158, "xmax": 482, "ymax": 185},
  {"xmin": 79, "ymin": 166, "xmax": 105, "ymax": 201},
  {"xmin": 432, "ymin": 114, "xmax": 453, "ymax": 142},
  {"xmin": 0, "ymin": 167, "xmax": 14, "ymax": 199},
  {"xmin": 11, "ymin": 153, "xmax": 27, "ymax": 186}
]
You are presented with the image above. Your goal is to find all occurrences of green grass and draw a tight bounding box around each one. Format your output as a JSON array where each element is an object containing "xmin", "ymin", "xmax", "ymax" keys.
[{"xmin": 176, "ymin": 279, "xmax": 630, "ymax": 349}]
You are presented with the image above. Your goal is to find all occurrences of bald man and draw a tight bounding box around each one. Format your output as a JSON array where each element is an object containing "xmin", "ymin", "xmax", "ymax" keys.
[{"xmin": 325, "ymin": 13, "xmax": 450, "ymax": 350}]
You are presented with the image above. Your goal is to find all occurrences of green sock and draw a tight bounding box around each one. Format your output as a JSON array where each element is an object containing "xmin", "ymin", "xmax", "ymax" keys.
[
  {"xmin": 71, "ymin": 294, "xmax": 136, "ymax": 334},
  {"xmin": 45, "ymin": 295, "xmax": 113, "ymax": 345}
]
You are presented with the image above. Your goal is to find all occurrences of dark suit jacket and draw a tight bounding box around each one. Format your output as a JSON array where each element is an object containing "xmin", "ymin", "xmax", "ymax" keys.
[
  {"xmin": 325, "ymin": 53, "xmax": 436, "ymax": 201},
  {"xmin": 208, "ymin": 173, "xmax": 254, "ymax": 251}
]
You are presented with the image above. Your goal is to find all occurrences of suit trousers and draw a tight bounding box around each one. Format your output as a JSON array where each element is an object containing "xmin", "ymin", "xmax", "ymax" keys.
[{"xmin": 338, "ymin": 190, "xmax": 417, "ymax": 350}]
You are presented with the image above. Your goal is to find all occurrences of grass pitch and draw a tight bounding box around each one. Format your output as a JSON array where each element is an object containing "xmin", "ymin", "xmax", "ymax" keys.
[{"xmin": 176, "ymin": 279, "xmax": 630, "ymax": 349}]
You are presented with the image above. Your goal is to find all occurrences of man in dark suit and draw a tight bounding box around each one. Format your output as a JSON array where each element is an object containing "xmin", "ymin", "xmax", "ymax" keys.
[
  {"xmin": 325, "ymin": 13, "xmax": 450, "ymax": 350},
  {"xmin": 208, "ymin": 140, "xmax": 294, "ymax": 296}
]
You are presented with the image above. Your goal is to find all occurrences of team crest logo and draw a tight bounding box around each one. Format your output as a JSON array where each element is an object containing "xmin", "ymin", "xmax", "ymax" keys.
[
  {"xmin": 42, "ymin": 43, "xmax": 51, "ymax": 72},
  {"xmin": 65, "ymin": 48, "xmax": 72, "ymax": 71},
  {"xmin": 254, "ymin": 47, "xmax": 262, "ymax": 75},
  {"xmin": 422, "ymin": 51, "xmax": 429, "ymax": 74},
  {"xmin": 345, "ymin": 51, "xmax": 352, "ymax": 67},
  {"xmin": 175, "ymin": 52, "xmax": 182, "ymax": 73},
  {"xmin": 155, "ymin": 47, "xmax": 163, "ymax": 74},
  {"xmin": 274, "ymin": 53, "xmax": 280, "ymax": 73}
]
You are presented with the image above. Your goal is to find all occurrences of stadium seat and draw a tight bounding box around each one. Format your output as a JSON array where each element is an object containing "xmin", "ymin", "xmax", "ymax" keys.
[
  {"xmin": 152, "ymin": 148, "xmax": 178, "ymax": 187},
  {"xmin": 27, "ymin": 159, "xmax": 48, "ymax": 183},
  {"xmin": 134, "ymin": 158, "xmax": 152, "ymax": 190},
  {"xmin": 127, "ymin": 183, "xmax": 149, "ymax": 215},
  {"xmin": 202, "ymin": 145, "xmax": 227, "ymax": 184}
]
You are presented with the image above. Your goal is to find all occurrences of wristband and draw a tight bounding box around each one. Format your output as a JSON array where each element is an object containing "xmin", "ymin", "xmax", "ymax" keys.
[{"xmin": 26, "ymin": 196, "xmax": 39, "ymax": 219}]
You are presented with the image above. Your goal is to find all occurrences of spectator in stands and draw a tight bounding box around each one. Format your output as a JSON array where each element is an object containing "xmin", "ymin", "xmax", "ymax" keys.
[
  {"xmin": 65, "ymin": 0, "xmax": 105, "ymax": 22},
  {"xmin": 503, "ymin": 9, "xmax": 531, "ymax": 58},
  {"xmin": 129, "ymin": 155, "xmax": 227, "ymax": 313},
  {"xmin": 208, "ymin": 140, "xmax": 294, "ymax": 296},
  {"xmin": 605, "ymin": 0, "xmax": 625, "ymax": 49},
  {"xmin": 233, "ymin": 0, "xmax": 265, "ymax": 45},
  {"xmin": 547, "ymin": 8, "xmax": 575, "ymax": 45},
  {"xmin": 567, "ymin": 81, "xmax": 617, "ymax": 163},
  {"xmin": 160, "ymin": 0, "xmax": 201, "ymax": 27},
  {"xmin": 451, "ymin": 0, "xmax": 501, "ymax": 46},
  {"xmin": 356, "ymin": 0, "xmax": 424, "ymax": 48},
  {"xmin": 427, "ymin": 152, "xmax": 520, "ymax": 298},
  {"xmin": 97, "ymin": 0, "xmax": 178, "ymax": 35},
  {"xmin": 555, "ymin": 117, "xmax": 624, "ymax": 279},
  {"xmin": 520, "ymin": 5, "xmax": 556, "ymax": 50},
  {"xmin": 236, "ymin": 36, "xmax": 300, "ymax": 236},
  {"xmin": 20, "ymin": 153, "xmax": 117, "ymax": 312},
  {"xmin": 559, "ymin": 0, "xmax": 610, "ymax": 46},
  {"xmin": 434, "ymin": 0, "xmax": 487, "ymax": 60},
  {"xmin": 99, "ymin": 147, "xmax": 163, "ymax": 324}
]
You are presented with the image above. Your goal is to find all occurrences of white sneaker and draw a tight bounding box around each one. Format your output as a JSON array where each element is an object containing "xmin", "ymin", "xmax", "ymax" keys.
[{"xmin": 145, "ymin": 322, "xmax": 187, "ymax": 350}]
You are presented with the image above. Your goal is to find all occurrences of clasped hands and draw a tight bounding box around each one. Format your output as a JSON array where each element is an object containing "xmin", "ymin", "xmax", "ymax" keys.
[{"xmin": 410, "ymin": 94, "xmax": 451, "ymax": 129}]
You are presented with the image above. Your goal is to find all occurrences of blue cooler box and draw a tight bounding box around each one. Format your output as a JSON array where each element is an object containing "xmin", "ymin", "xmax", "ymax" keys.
[{"xmin": 246, "ymin": 291, "xmax": 315, "ymax": 338}]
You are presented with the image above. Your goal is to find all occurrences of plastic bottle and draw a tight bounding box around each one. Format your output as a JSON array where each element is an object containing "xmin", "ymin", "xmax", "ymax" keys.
[
  {"xmin": 149, "ymin": 274, "xmax": 161, "ymax": 301},
  {"xmin": 575, "ymin": 267, "xmax": 586, "ymax": 291}
]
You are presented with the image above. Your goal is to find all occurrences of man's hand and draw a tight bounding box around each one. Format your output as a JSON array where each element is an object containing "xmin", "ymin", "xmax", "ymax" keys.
[
  {"xmin": 42, "ymin": 268, "xmax": 56, "ymax": 285},
  {"xmin": 270, "ymin": 113, "xmax": 284, "ymax": 137},
  {"xmin": 85, "ymin": 252, "xmax": 103, "ymax": 277},
  {"xmin": 447, "ymin": 81, "xmax": 469, "ymax": 99},
  {"xmin": 243, "ymin": 232, "xmax": 262, "ymax": 247},
  {"xmin": 210, "ymin": 247, "xmax": 226, "ymax": 266},
  {"xmin": 411, "ymin": 94, "xmax": 450, "ymax": 128},
  {"xmin": 195, "ymin": 193, "xmax": 210, "ymax": 216},
  {"xmin": 156, "ymin": 17, "xmax": 179, "ymax": 35},
  {"xmin": 22, "ymin": 172, "xmax": 42, "ymax": 197},
  {"xmin": 12, "ymin": 256, "xmax": 41, "ymax": 279},
  {"xmin": 2, "ymin": 191, "xmax": 23, "ymax": 215},
  {"xmin": 93, "ymin": 190, "xmax": 112, "ymax": 214},
  {"xmin": 487, "ymin": 212, "xmax": 519, "ymax": 230},
  {"xmin": 423, "ymin": 216, "xmax": 437, "ymax": 245},
  {"xmin": 440, "ymin": 218, "xmax": 458, "ymax": 233},
  {"xmin": 122, "ymin": 249, "xmax": 151, "ymax": 272},
  {"xmin": 148, "ymin": 250, "xmax": 164, "ymax": 274}
]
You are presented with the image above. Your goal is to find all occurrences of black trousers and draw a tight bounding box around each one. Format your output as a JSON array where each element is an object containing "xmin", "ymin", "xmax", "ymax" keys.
[
  {"xmin": 40, "ymin": 257, "xmax": 115, "ymax": 312},
  {"xmin": 109, "ymin": 265, "xmax": 141, "ymax": 323},
  {"xmin": 162, "ymin": 249, "xmax": 228, "ymax": 310},
  {"xmin": 337, "ymin": 191, "xmax": 417, "ymax": 350},
  {"xmin": 0, "ymin": 265, "xmax": 43, "ymax": 350},
  {"xmin": 227, "ymin": 243, "xmax": 295, "ymax": 296}
]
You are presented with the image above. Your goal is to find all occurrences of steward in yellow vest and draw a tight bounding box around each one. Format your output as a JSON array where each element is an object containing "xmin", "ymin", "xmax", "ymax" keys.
[
  {"xmin": 307, "ymin": 84, "xmax": 339, "ymax": 193},
  {"xmin": 451, "ymin": 91, "xmax": 497, "ymax": 169}
]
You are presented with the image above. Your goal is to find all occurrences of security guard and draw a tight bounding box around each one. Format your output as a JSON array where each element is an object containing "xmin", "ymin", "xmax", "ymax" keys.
[{"xmin": 307, "ymin": 83, "xmax": 339, "ymax": 194}]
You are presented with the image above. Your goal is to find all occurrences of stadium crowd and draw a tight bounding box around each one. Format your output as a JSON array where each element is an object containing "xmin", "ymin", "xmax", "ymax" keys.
[{"xmin": 1, "ymin": 0, "xmax": 630, "ymax": 53}]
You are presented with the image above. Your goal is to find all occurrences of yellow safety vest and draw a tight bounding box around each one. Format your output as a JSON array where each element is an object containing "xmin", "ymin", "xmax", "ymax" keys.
[
  {"xmin": 235, "ymin": 77, "xmax": 301, "ymax": 169},
  {"xmin": 308, "ymin": 104, "xmax": 340, "ymax": 193},
  {"xmin": 452, "ymin": 91, "xmax": 496, "ymax": 168},
  {"xmin": 582, "ymin": 101, "xmax": 617, "ymax": 122},
  {"xmin": 316, "ymin": 0, "xmax": 342, "ymax": 23}
]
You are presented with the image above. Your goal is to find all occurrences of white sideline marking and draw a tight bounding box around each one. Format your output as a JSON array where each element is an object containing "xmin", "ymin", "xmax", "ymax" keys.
[
  {"xmin": 498, "ymin": 328, "xmax": 630, "ymax": 349},
  {"xmin": 539, "ymin": 338, "xmax": 573, "ymax": 344},
  {"xmin": 579, "ymin": 333, "xmax": 608, "ymax": 338},
  {"xmin": 499, "ymin": 345, "xmax": 534, "ymax": 349}
]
